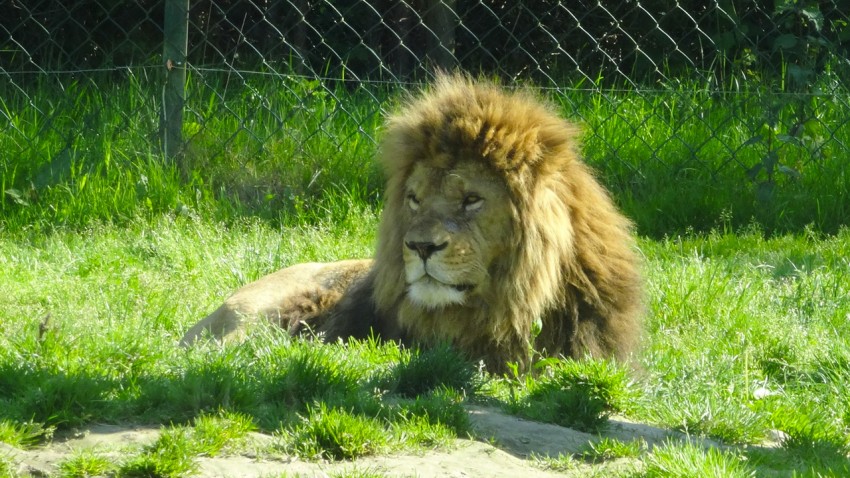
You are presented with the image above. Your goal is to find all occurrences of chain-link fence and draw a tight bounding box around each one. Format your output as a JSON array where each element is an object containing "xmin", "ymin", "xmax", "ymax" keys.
[{"xmin": 2, "ymin": 1, "xmax": 849, "ymax": 233}]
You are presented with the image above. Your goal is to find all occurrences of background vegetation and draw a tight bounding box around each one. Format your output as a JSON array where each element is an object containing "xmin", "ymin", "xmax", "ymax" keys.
[
  {"xmin": 2, "ymin": 73, "xmax": 849, "ymax": 236},
  {"xmin": 3, "ymin": 0, "xmax": 849, "ymax": 236},
  {"xmin": 3, "ymin": 0, "xmax": 848, "ymax": 83}
]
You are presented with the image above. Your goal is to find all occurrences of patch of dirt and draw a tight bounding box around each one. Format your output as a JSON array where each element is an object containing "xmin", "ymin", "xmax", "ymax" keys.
[{"xmin": 3, "ymin": 406, "xmax": 715, "ymax": 477}]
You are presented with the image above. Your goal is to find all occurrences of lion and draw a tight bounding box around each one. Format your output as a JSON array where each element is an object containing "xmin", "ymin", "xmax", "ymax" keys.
[{"xmin": 181, "ymin": 74, "xmax": 643, "ymax": 370}]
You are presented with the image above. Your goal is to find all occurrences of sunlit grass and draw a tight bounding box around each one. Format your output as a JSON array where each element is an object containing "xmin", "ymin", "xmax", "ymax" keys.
[
  {"xmin": 642, "ymin": 440, "xmax": 755, "ymax": 478},
  {"xmin": 0, "ymin": 420, "xmax": 53, "ymax": 449},
  {"xmin": 1, "ymin": 216, "xmax": 848, "ymax": 474},
  {"xmin": 2, "ymin": 73, "xmax": 848, "ymax": 235},
  {"xmin": 57, "ymin": 449, "xmax": 115, "ymax": 478},
  {"xmin": 579, "ymin": 437, "xmax": 647, "ymax": 462},
  {"xmin": 496, "ymin": 359, "xmax": 637, "ymax": 433}
]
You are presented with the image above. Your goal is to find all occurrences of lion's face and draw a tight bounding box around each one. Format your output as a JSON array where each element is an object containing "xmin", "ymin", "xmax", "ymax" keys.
[{"xmin": 400, "ymin": 160, "xmax": 515, "ymax": 309}]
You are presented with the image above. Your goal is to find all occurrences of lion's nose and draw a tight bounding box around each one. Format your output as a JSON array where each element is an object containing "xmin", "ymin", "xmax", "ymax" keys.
[{"xmin": 405, "ymin": 240, "xmax": 448, "ymax": 260}]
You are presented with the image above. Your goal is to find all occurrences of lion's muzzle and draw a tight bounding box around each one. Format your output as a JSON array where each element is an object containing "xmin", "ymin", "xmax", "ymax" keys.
[
  {"xmin": 405, "ymin": 239, "xmax": 448, "ymax": 260},
  {"xmin": 403, "ymin": 231, "xmax": 474, "ymax": 308}
]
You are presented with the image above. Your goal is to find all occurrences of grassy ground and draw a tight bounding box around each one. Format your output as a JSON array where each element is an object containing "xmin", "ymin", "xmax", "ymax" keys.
[
  {"xmin": 1, "ymin": 75, "xmax": 849, "ymax": 476},
  {"xmin": 1, "ymin": 211, "xmax": 848, "ymax": 476}
]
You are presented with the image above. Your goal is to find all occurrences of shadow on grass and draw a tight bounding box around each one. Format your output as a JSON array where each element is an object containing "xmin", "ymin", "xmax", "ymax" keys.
[
  {"xmin": 3, "ymin": 342, "xmax": 847, "ymax": 476},
  {"xmin": 0, "ymin": 339, "xmax": 478, "ymax": 436}
]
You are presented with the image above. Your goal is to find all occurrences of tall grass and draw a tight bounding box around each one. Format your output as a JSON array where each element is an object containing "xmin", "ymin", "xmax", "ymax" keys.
[
  {"xmin": 2, "ymin": 71, "xmax": 848, "ymax": 235},
  {"xmin": 570, "ymin": 82, "xmax": 850, "ymax": 235},
  {"xmin": 0, "ymin": 72, "xmax": 386, "ymax": 232}
]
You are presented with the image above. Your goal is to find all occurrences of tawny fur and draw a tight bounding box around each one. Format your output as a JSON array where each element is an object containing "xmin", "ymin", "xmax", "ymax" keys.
[{"xmin": 182, "ymin": 74, "xmax": 643, "ymax": 370}]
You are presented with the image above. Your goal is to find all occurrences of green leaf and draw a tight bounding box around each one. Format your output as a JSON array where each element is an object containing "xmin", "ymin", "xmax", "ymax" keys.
[
  {"xmin": 776, "ymin": 134, "xmax": 802, "ymax": 146},
  {"xmin": 778, "ymin": 165, "xmax": 802, "ymax": 179},
  {"xmin": 800, "ymin": 7, "xmax": 824, "ymax": 31},
  {"xmin": 773, "ymin": 34, "xmax": 798, "ymax": 50},
  {"xmin": 746, "ymin": 163, "xmax": 763, "ymax": 181},
  {"xmin": 4, "ymin": 189, "xmax": 29, "ymax": 206}
]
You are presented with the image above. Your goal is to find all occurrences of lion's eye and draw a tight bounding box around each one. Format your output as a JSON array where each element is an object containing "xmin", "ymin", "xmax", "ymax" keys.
[
  {"xmin": 463, "ymin": 194, "xmax": 483, "ymax": 211},
  {"xmin": 407, "ymin": 194, "xmax": 420, "ymax": 211}
]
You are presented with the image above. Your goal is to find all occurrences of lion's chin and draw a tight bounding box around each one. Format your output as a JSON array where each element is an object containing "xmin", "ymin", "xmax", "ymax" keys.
[{"xmin": 407, "ymin": 280, "xmax": 468, "ymax": 309}]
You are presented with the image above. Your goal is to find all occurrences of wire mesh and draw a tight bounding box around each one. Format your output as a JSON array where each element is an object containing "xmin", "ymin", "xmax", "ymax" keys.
[{"xmin": 2, "ymin": 0, "xmax": 849, "ymax": 230}]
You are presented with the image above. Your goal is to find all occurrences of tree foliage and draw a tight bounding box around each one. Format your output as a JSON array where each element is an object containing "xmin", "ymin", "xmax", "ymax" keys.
[{"xmin": 2, "ymin": 0, "xmax": 847, "ymax": 85}]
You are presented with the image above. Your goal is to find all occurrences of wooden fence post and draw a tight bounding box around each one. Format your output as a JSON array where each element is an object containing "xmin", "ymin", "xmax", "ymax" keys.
[{"xmin": 162, "ymin": 0, "xmax": 189, "ymax": 162}]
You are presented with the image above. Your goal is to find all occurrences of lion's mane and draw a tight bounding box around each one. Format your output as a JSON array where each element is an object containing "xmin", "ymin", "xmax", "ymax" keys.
[{"xmin": 359, "ymin": 74, "xmax": 643, "ymax": 367}]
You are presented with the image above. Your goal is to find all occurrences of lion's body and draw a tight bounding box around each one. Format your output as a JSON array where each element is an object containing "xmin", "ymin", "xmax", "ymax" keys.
[
  {"xmin": 180, "ymin": 260, "xmax": 374, "ymax": 344},
  {"xmin": 182, "ymin": 74, "xmax": 643, "ymax": 370}
]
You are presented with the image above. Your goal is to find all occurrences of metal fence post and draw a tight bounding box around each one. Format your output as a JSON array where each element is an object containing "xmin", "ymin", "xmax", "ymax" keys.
[{"xmin": 162, "ymin": 0, "xmax": 189, "ymax": 162}]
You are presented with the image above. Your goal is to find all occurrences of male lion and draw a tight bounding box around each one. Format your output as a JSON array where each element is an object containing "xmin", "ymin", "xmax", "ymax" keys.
[{"xmin": 182, "ymin": 74, "xmax": 643, "ymax": 370}]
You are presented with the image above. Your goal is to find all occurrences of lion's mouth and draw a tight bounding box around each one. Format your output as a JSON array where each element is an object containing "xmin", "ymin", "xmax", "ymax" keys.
[
  {"xmin": 406, "ymin": 276, "xmax": 473, "ymax": 308},
  {"xmin": 421, "ymin": 275, "xmax": 474, "ymax": 292},
  {"xmin": 409, "ymin": 269, "xmax": 475, "ymax": 292}
]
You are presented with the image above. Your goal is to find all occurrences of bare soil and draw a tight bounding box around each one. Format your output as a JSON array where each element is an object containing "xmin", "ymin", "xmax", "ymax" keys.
[{"xmin": 4, "ymin": 406, "xmax": 715, "ymax": 477}]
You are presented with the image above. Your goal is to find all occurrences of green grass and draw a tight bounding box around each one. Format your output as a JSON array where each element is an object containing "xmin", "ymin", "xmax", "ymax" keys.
[
  {"xmin": 568, "ymin": 83, "xmax": 850, "ymax": 235},
  {"xmin": 0, "ymin": 420, "xmax": 53, "ymax": 449},
  {"xmin": 1, "ymin": 213, "xmax": 848, "ymax": 475},
  {"xmin": 2, "ymin": 73, "xmax": 849, "ymax": 235},
  {"xmin": 377, "ymin": 342, "xmax": 480, "ymax": 398},
  {"xmin": 115, "ymin": 411, "xmax": 257, "ymax": 476},
  {"xmin": 0, "ymin": 456, "xmax": 16, "ymax": 478},
  {"xmin": 531, "ymin": 438, "xmax": 648, "ymax": 476},
  {"xmin": 118, "ymin": 426, "xmax": 201, "ymax": 478},
  {"xmin": 277, "ymin": 403, "xmax": 389, "ymax": 460},
  {"xmin": 579, "ymin": 437, "xmax": 647, "ymax": 463},
  {"xmin": 0, "ymin": 74, "xmax": 385, "ymax": 233},
  {"xmin": 58, "ymin": 449, "xmax": 115, "ymax": 477},
  {"xmin": 496, "ymin": 359, "xmax": 636, "ymax": 432},
  {"xmin": 641, "ymin": 440, "xmax": 755, "ymax": 478},
  {"xmin": 2, "ymin": 73, "xmax": 850, "ymax": 474}
]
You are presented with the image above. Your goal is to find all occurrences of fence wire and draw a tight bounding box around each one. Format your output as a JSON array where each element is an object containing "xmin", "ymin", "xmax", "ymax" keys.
[{"xmin": 2, "ymin": 0, "xmax": 849, "ymax": 231}]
